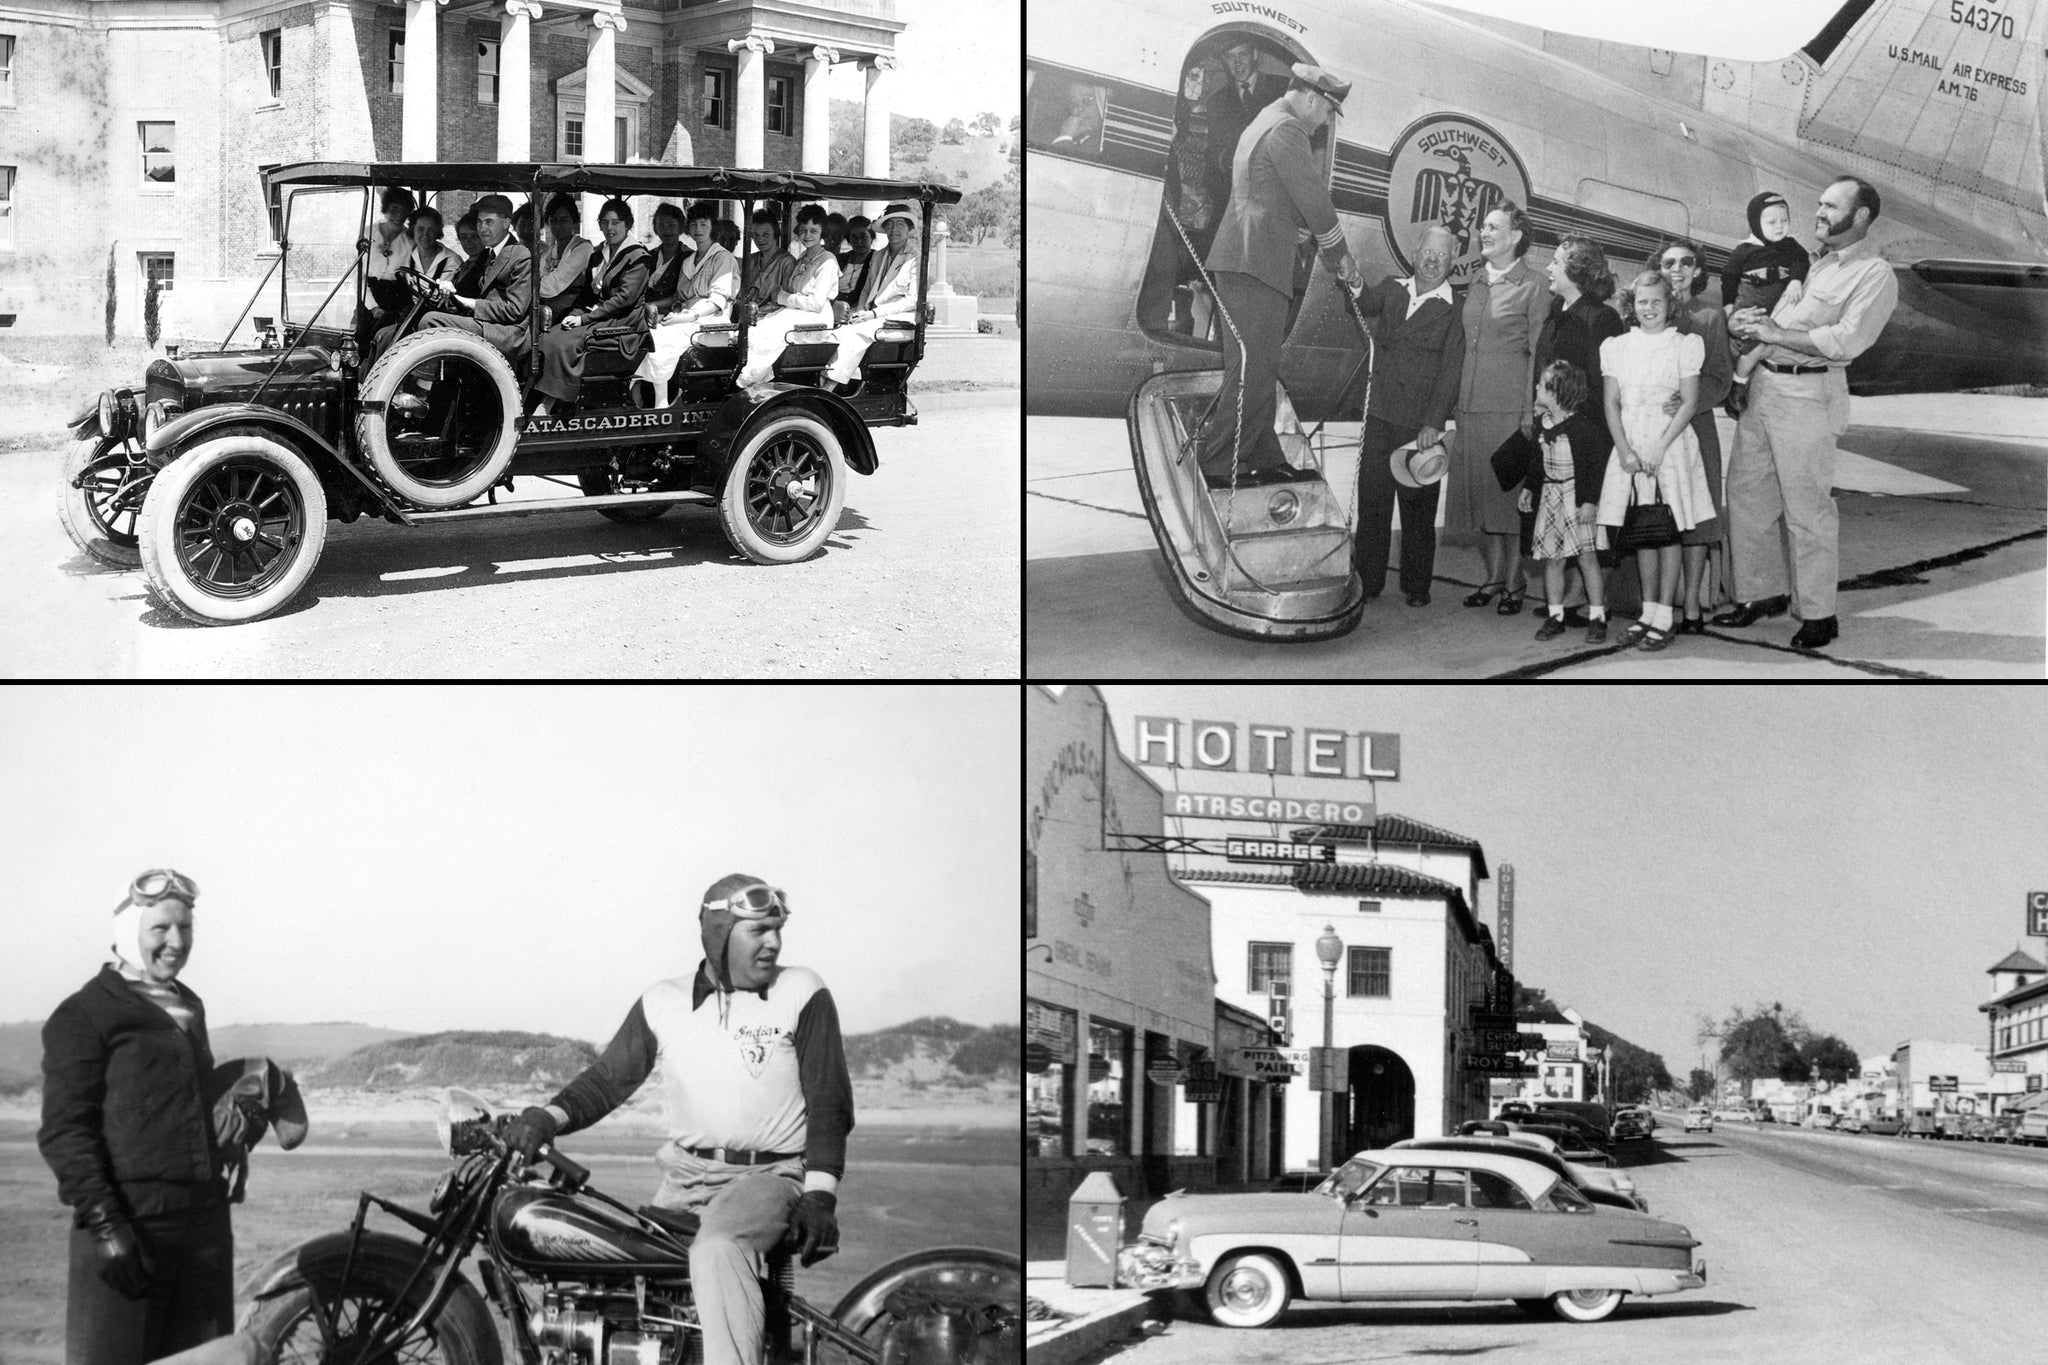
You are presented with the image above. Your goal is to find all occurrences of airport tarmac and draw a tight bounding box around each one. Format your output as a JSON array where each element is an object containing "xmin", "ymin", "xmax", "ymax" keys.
[{"xmin": 1026, "ymin": 395, "xmax": 2047, "ymax": 678}]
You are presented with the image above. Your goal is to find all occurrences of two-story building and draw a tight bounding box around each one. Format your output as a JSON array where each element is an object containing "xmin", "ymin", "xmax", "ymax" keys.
[{"xmin": 1978, "ymin": 948, "xmax": 2048, "ymax": 1116}]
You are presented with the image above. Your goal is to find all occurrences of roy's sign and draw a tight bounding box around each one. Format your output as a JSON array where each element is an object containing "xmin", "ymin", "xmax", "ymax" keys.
[{"xmin": 1133, "ymin": 718, "xmax": 1400, "ymax": 781}]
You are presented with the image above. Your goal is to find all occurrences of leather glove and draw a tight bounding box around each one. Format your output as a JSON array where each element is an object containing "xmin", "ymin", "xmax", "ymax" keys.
[
  {"xmin": 503, "ymin": 1106, "xmax": 561, "ymax": 1164},
  {"xmin": 792, "ymin": 1189, "xmax": 840, "ymax": 1267},
  {"xmin": 79, "ymin": 1202, "xmax": 152, "ymax": 1300}
]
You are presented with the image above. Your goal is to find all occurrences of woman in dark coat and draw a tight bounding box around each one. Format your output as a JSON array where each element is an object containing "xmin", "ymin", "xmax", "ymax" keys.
[
  {"xmin": 638, "ymin": 202, "xmax": 694, "ymax": 326},
  {"xmin": 39, "ymin": 869, "xmax": 232, "ymax": 1365},
  {"xmin": 1534, "ymin": 234, "xmax": 1624, "ymax": 617},
  {"xmin": 1654, "ymin": 235, "xmax": 1735, "ymax": 632},
  {"xmin": 532, "ymin": 197, "xmax": 653, "ymax": 416}
]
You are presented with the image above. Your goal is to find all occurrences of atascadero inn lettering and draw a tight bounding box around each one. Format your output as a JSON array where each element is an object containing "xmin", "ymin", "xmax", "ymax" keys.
[{"xmin": 1135, "ymin": 718, "xmax": 1401, "ymax": 781}]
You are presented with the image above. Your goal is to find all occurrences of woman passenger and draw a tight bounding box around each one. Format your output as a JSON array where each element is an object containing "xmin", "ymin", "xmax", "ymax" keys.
[
  {"xmin": 531, "ymin": 197, "xmax": 652, "ymax": 417},
  {"xmin": 1654, "ymin": 236, "xmax": 1735, "ymax": 634},
  {"xmin": 736, "ymin": 203, "xmax": 840, "ymax": 387},
  {"xmin": 408, "ymin": 205, "xmax": 462, "ymax": 284},
  {"xmin": 536, "ymin": 192, "xmax": 594, "ymax": 328},
  {"xmin": 639, "ymin": 203, "xmax": 694, "ymax": 323},
  {"xmin": 633, "ymin": 200, "xmax": 739, "ymax": 407}
]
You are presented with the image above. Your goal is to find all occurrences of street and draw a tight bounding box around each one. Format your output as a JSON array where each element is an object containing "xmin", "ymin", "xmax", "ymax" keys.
[
  {"xmin": 2, "ymin": 391, "xmax": 1018, "ymax": 677},
  {"xmin": 1095, "ymin": 1123, "xmax": 2048, "ymax": 1365}
]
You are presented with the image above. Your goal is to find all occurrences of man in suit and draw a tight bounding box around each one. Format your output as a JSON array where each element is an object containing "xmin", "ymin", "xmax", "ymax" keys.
[
  {"xmin": 1349, "ymin": 225, "xmax": 1466, "ymax": 606},
  {"xmin": 823, "ymin": 204, "xmax": 920, "ymax": 394},
  {"xmin": 1197, "ymin": 64, "xmax": 1362, "ymax": 488},
  {"xmin": 421, "ymin": 194, "xmax": 534, "ymax": 366},
  {"xmin": 1206, "ymin": 40, "xmax": 1289, "ymax": 196}
]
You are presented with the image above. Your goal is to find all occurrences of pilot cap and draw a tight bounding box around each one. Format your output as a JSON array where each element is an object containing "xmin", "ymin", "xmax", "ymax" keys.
[{"xmin": 1288, "ymin": 64, "xmax": 1351, "ymax": 111}]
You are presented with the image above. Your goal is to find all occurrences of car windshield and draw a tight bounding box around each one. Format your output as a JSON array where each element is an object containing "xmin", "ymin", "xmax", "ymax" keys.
[{"xmin": 282, "ymin": 186, "xmax": 366, "ymax": 333}]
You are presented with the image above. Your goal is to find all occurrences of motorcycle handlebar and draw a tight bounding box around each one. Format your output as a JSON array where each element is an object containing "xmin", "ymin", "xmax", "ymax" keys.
[{"xmin": 469, "ymin": 1115, "xmax": 590, "ymax": 1190}]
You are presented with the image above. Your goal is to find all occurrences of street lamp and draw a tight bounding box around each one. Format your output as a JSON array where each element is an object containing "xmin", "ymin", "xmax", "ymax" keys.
[{"xmin": 1314, "ymin": 923, "xmax": 1343, "ymax": 1171}]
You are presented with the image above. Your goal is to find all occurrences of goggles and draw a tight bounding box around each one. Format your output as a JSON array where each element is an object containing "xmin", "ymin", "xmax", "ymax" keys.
[
  {"xmin": 131, "ymin": 868, "xmax": 200, "ymax": 904},
  {"xmin": 704, "ymin": 884, "xmax": 789, "ymax": 920}
]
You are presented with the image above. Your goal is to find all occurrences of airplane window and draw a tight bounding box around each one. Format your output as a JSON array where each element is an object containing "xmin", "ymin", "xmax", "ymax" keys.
[
  {"xmin": 1135, "ymin": 31, "xmax": 1327, "ymax": 352},
  {"xmin": 1027, "ymin": 70, "xmax": 1106, "ymax": 157}
]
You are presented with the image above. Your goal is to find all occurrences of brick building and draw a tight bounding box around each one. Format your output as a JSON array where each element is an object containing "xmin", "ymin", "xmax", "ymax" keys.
[{"xmin": 0, "ymin": 0, "xmax": 904, "ymax": 337}]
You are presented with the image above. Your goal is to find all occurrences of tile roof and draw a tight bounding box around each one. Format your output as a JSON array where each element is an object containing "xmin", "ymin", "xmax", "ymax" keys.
[
  {"xmin": 1176, "ymin": 860, "xmax": 1488, "ymax": 948},
  {"xmin": 1987, "ymin": 949, "xmax": 2046, "ymax": 974},
  {"xmin": 1290, "ymin": 814, "xmax": 1490, "ymax": 878}
]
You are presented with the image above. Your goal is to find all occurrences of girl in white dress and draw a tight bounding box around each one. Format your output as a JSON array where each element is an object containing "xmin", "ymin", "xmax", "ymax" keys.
[
  {"xmin": 1597, "ymin": 270, "xmax": 1714, "ymax": 651},
  {"xmin": 632, "ymin": 201, "xmax": 738, "ymax": 406}
]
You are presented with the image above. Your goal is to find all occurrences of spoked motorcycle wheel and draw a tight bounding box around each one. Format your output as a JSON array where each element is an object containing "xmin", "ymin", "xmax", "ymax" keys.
[
  {"xmin": 813, "ymin": 1247, "xmax": 1023, "ymax": 1364},
  {"xmin": 238, "ymin": 1241, "xmax": 500, "ymax": 1365}
]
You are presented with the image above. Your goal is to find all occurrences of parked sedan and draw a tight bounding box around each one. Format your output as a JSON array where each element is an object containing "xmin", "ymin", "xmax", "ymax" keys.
[
  {"xmin": 1393, "ymin": 1136, "xmax": 1647, "ymax": 1214},
  {"xmin": 1683, "ymin": 1108, "xmax": 1714, "ymax": 1133},
  {"xmin": 1860, "ymin": 1114, "xmax": 1906, "ymax": 1136},
  {"xmin": 1118, "ymin": 1149, "xmax": 1705, "ymax": 1327}
]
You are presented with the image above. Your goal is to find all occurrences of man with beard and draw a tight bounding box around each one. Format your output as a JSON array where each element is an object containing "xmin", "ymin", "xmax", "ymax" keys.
[
  {"xmin": 1716, "ymin": 176, "xmax": 1897, "ymax": 651},
  {"xmin": 503, "ymin": 876, "xmax": 853, "ymax": 1365}
]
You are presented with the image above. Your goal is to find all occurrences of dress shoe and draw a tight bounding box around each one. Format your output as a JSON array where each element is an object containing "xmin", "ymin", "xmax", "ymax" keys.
[
  {"xmin": 1710, "ymin": 595, "xmax": 1790, "ymax": 627},
  {"xmin": 1405, "ymin": 591, "xmax": 1430, "ymax": 608},
  {"xmin": 1790, "ymin": 616, "xmax": 1839, "ymax": 649},
  {"xmin": 1676, "ymin": 614, "xmax": 1707, "ymax": 635},
  {"xmin": 1534, "ymin": 614, "xmax": 1567, "ymax": 641},
  {"xmin": 1584, "ymin": 617, "xmax": 1608, "ymax": 645},
  {"xmin": 1637, "ymin": 625, "xmax": 1675, "ymax": 652},
  {"xmin": 1561, "ymin": 608, "xmax": 1592, "ymax": 629}
]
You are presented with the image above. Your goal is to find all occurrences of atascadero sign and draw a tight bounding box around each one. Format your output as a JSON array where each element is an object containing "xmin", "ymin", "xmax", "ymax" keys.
[{"xmin": 1226, "ymin": 838, "xmax": 1338, "ymax": 864}]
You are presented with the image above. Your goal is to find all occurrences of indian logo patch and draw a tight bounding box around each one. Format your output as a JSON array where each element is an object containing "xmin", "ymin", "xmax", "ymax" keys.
[
  {"xmin": 1382, "ymin": 113, "xmax": 1533, "ymax": 288},
  {"xmin": 734, "ymin": 1023, "xmax": 787, "ymax": 1079}
]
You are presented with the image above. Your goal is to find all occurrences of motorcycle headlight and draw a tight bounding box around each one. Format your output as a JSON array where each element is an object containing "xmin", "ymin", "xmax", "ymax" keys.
[{"xmin": 430, "ymin": 1169, "xmax": 456, "ymax": 1213}]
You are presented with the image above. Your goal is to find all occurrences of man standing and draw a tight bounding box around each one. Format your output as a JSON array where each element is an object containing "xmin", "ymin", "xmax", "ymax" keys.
[
  {"xmin": 1714, "ymin": 176, "xmax": 1898, "ymax": 650},
  {"xmin": 1206, "ymin": 40, "xmax": 1289, "ymax": 196},
  {"xmin": 1198, "ymin": 64, "xmax": 1363, "ymax": 487},
  {"xmin": 1349, "ymin": 224, "xmax": 1466, "ymax": 606},
  {"xmin": 422, "ymin": 194, "xmax": 535, "ymax": 365},
  {"xmin": 504, "ymin": 876, "xmax": 853, "ymax": 1365}
]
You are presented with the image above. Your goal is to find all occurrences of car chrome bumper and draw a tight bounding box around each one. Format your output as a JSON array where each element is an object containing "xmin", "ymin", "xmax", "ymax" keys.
[{"xmin": 1115, "ymin": 1245, "xmax": 1203, "ymax": 1292}]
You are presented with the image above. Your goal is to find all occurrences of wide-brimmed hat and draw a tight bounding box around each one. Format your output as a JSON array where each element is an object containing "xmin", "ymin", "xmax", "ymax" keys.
[
  {"xmin": 872, "ymin": 203, "xmax": 919, "ymax": 233},
  {"xmin": 1390, "ymin": 439, "xmax": 1448, "ymax": 488}
]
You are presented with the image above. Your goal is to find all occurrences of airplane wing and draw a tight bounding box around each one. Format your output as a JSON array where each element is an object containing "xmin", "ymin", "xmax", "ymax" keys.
[{"xmin": 1910, "ymin": 260, "xmax": 2048, "ymax": 329}]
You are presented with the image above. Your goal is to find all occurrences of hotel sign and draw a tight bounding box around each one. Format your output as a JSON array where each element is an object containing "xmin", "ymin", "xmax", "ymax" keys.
[
  {"xmin": 1134, "ymin": 718, "xmax": 1400, "ymax": 781},
  {"xmin": 1226, "ymin": 838, "xmax": 1338, "ymax": 864},
  {"xmin": 2029, "ymin": 890, "xmax": 2048, "ymax": 937}
]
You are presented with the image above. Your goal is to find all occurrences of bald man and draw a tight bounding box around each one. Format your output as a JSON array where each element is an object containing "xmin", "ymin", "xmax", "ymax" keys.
[
  {"xmin": 503, "ymin": 875, "xmax": 853, "ymax": 1365},
  {"xmin": 1348, "ymin": 225, "xmax": 1467, "ymax": 606}
]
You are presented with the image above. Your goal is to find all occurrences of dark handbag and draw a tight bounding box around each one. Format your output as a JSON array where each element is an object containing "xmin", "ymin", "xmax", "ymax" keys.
[
  {"xmin": 1489, "ymin": 427, "xmax": 1541, "ymax": 493},
  {"xmin": 1612, "ymin": 472, "xmax": 1682, "ymax": 552}
]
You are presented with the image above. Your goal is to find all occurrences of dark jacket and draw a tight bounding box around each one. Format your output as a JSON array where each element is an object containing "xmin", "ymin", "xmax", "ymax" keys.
[
  {"xmin": 39, "ymin": 966, "xmax": 223, "ymax": 1219},
  {"xmin": 1518, "ymin": 407, "xmax": 1614, "ymax": 509},
  {"xmin": 1537, "ymin": 294, "xmax": 1626, "ymax": 415},
  {"xmin": 1354, "ymin": 275, "xmax": 1465, "ymax": 432},
  {"xmin": 566, "ymin": 241, "xmax": 653, "ymax": 328},
  {"xmin": 1720, "ymin": 236, "xmax": 1810, "ymax": 310}
]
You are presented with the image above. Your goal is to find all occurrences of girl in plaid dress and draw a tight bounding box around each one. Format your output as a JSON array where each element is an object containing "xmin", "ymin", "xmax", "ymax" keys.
[{"xmin": 1518, "ymin": 361, "xmax": 1613, "ymax": 643}]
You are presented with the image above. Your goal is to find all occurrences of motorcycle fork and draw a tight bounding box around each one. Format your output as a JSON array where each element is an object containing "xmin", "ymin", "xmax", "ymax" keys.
[{"xmin": 332, "ymin": 1185, "xmax": 492, "ymax": 1365}]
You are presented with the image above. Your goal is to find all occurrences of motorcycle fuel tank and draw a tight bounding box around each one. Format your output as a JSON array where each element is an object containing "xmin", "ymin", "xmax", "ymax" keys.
[{"xmin": 492, "ymin": 1186, "xmax": 689, "ymax": 1271}]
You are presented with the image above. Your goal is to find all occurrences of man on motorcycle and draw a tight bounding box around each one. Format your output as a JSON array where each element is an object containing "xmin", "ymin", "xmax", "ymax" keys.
[{"xmin": 504, "ymin": 875, "xmax": 853, "ymax": 1365}]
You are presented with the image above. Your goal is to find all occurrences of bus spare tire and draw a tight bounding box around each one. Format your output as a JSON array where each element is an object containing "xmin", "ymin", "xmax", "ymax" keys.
[{"xmin": 355, "ymin": 328, "xmax": 521, "ymax": 508}]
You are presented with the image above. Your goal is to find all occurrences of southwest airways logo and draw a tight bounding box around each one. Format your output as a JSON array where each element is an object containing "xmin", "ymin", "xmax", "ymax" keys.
[{"xmin": 1383, "ymin": 114, "xmax": 1532, "ymax": 287}]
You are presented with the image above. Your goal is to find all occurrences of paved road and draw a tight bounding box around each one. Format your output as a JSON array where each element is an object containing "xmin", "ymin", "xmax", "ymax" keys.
[
  {"xmin": 1096, "ymin": 1125, "xmax": 2048, "ymax": 1365},
  {"xmin": 3, "ymin": 391, "xmax": 1017, "ymax": 677}
]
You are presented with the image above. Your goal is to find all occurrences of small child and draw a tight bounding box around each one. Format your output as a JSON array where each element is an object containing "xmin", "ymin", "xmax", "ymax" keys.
[
  {"xmin": 1517, "ymin": 360, "xmax": 1613, "ymax": 644},
  {"xmin": 1721, "ymin": 192, "xmax": 1811, "ymax": 413}
]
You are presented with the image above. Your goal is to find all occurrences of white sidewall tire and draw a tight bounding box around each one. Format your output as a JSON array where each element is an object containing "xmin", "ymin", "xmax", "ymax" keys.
[
  {"xmin": 58, "ymin": 435, "xmax": 146, "ymax": 568},
  {"xmin": 718, "ymin": 410, "xmax": 847, "ymax": 564},
  {"xmin": 356, "ymin": 327, "xmax": 521, "ymax": 507},
  {"xmin": 1551, "ymin": 1288, "xmax": 1625, "ymax": 1323},
  {"xmin": 139, "ymin": 431, "xmax": 328, "ymax": 625},
  {"xmin": 1204, "ymin": 1252, "xmax": 1290, "ymax": 1329}
]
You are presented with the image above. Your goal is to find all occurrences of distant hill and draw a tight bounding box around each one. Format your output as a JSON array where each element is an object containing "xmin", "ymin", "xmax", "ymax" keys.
[
  {"xmin": 845, "ymin": 1017, "xmax": 1018, "ymax": 1086},
  {"xmin": 826, "ymin": 100, "xmax": 1011, "ymax": 196},
  {"xmin": 306, "ymin": 1031, "xmax": 600, "ymax": 1091},
  {"xmin": 0, "ymin": 1017, "xmax": 418, "ymax": 1097}
]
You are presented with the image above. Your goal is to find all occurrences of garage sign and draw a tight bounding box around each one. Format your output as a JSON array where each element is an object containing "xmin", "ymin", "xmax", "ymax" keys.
[{"xmin": 1225, "ymin": 838, "xmax": 1338, "ymax": 864}]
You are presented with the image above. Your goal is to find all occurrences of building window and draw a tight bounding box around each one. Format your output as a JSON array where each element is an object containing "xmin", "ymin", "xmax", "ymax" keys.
[
  {"xmin": 260, "ymin": 165, "xmax": 283, "ymax": 243},
  {"xmin": 0, "ymin": 34, "xmax": 14, "ymax": 107},
  {"xmin": 703, "ymin": 68, "xmax": 729, "ymax": 130},
  {"xmin": 1357, "ymin": 900, "xmax": 1381, "ymax": 914},
  {"xmin": 766, "ymin": 74, "xmax": 791, "ymax": 135},
  {"xmin": 139, "ymin": 122, "xmax": 175, "ymax": 188},
  {"xmin": 388, "ymin": 30, "xmax": 403, "ymax": 94},
  {"xmin": 1248, "ymin": 942, "xmax": 1292, "ymax": 995},
  {"xmin": 0, "ymin": 164, "xmax": 14, "ymax": 250},
  {"xmin": 477, "ymin": 38, "xmax": 498, "ymax": 104},
  {"xmin": 1347, "ymin": 946, "xmax": 1391, "ymax": 998},
  {"xmin": 261, "ymin": 29, "xmax": 282, "ymax": 101},
  {"xmin": 1086, "ymin": 1020, "xmax": 1131, "ymax": 1157},
  {"xmin": 615, "ymin": 115, "xmax": 629, "ymax": 160},
  {"xmin": 1027, "ymin": 999, "xmax": 1076, "ymax": 1159},
  {"xmin": 139, "ymin": 253, "xmax": 175, "ymax": 309},
  {"xmin": 563, "ymin": 116, "xmax": 583, "ymax": 159}
]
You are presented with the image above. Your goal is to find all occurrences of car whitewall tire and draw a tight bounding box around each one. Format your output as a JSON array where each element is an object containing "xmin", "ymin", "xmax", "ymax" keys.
[
  {"xmin": 1550, "ymin": 1288, "xmax": 1625, "ymax": 1323},
  {"xmin": 717, "ymin": 410, "xmax": 847, "ymax": 564},
  {"xmin": 1203, "ymin": 1252, "xmax": 1289, "ymax": 1329},
  {"xmin": 356, "ymin": 328, "xmax": 522, "ymax": 508},
  {"xmin": 138, "ymin": 429, "xmax": 327, "ymax": 625}
]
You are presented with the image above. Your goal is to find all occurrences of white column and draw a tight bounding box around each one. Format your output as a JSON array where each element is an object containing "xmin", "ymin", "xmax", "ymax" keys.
[
  {"xmin": 930, "ymin": 218, "xmax": 954, "ymax": 297},
  {"xmin": 728, "ymin": 34, "xmax": 773, "ymax": 170},
  {"xmin": 861, "ymin": 54, "xmax": 895, "ymax": 214},
  {"xmin": 584, "ymin": 9, "xmax": 626, "ymax": 164},
  {"xmin": 402, "ymin": 0, "xmax": 448, "ymax": 162},
  {"xmin": 802, "ymin": 45, "xmax": 838, "ymax": 173},
  {"xmin": 497, "ymin": 0, "xmax": 541, "ymax": 162}
]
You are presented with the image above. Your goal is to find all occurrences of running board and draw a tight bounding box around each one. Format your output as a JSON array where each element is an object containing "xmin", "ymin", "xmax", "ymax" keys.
[{"xmin": 407, "ymin": 491, "xmax": 713, "ymax": 523}]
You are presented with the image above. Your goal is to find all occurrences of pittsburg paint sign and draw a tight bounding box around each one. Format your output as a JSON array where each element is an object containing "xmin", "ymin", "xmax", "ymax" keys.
[{"xmin": 1132, "ymin": 718, "xmax": 1401, "ymax": 780}]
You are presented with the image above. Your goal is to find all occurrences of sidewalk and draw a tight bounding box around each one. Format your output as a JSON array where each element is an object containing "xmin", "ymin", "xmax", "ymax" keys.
[{"xmin": 1025, "ymin": 1260, "xmax": 1161, "ymax": 1365}]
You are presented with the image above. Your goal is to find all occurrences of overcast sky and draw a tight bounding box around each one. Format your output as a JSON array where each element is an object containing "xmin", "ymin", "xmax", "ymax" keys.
[
  {"xmin": 3, "ymin": 687, "xmax": 1018, "ymax": 1044},
  {"xmin": 1070, "ymin": 686, "xmax": 2048, "ymax": 1081},
  {"xmin": 828, "ymin": 0, "xmax": 1019, "ymax": 128}
]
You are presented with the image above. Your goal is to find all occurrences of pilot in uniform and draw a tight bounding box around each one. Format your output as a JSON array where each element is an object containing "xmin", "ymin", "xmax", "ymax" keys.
[{"xmin": 1197, "ymin": 64, "xmax": 1362, "ymax": 488}]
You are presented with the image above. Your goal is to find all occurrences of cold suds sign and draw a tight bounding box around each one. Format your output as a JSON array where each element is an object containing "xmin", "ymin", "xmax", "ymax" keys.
[{"xmin": 1133, "ymin": 718, "xmax": 1400, "ymax": 780}]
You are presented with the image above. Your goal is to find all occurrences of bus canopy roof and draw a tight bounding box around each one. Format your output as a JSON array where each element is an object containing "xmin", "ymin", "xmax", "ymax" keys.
[{"xmin": 262, "ymin": 162, "xmax": 963, "ymax": 205}]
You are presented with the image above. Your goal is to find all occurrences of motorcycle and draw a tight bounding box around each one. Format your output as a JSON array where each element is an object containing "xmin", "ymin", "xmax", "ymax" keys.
[{"xmin": 234, "ymin": 1089, "xmax": 1021, "ymax": 1365}]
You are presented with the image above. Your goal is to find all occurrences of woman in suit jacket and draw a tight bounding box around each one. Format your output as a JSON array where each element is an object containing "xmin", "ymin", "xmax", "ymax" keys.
[
  {"xmin": 39, "ymin": 870, "xmax": 235, "ymax": 1365},
  {"xmin": 1449, "ymin": 202, "xmax": 1550, "ymax": 613},
  {"xmin": 638, "ymin": 203, "xmax": 694, "ymax": 324},
  {"xmin": 532, "ymin": 197, "xmax": 651, "ymax": 414},
  {"xmin": 823, "ymin": 203, "xmax": 922, "ymax": 392}
]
